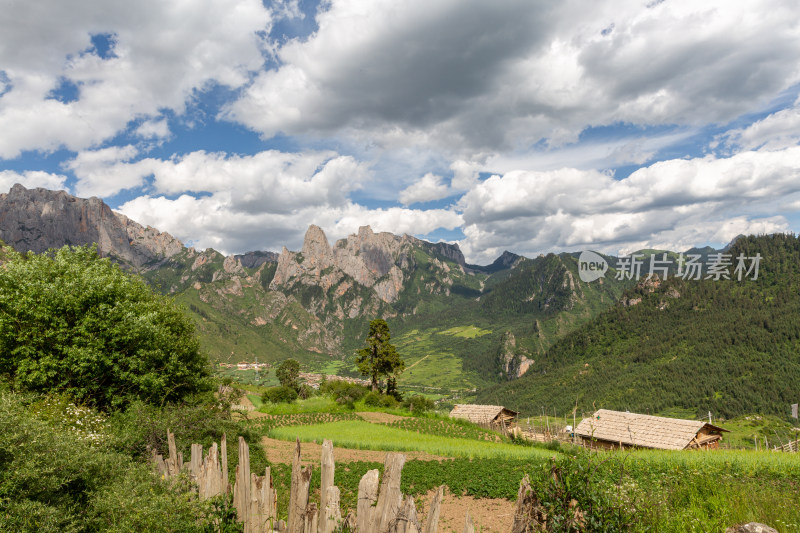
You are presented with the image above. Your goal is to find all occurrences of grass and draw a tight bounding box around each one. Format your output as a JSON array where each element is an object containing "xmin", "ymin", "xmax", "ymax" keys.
[
  {"xmin": 246, "ymin": 394, "xmax": 263, "ymax": 409},
  {"xmin": 257, "ymin": 396, "xmax": 353, "ymax": 415},
  {"xmin": 437, "ymin": 325, "xmax": 492, "ymax": 338},
  {"xmin": 716, "ymin": 414, "xmax": 800, "ymax": 450},
  {"xmin": 269, "ymin": 420, "xmax": 556, "ymax": 460}
]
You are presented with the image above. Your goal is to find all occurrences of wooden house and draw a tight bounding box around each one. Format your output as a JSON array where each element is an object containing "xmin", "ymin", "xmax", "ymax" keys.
[
  {"xmin": 574, "ymin": 409, "xmax": 728, "ymax": 450},
  {"xmin": 450, "ymin": 404, "xmax": 518, "ymax": 430}
]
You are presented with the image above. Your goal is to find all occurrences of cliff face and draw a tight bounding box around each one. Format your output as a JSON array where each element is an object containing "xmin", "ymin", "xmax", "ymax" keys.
[
  {"xmin": 498, "ymin": 331, "xmax": 533, "ymax": 380},
  {"xmin": 0, "ymin": 184, "xmax": 183, "ymax": 269}
]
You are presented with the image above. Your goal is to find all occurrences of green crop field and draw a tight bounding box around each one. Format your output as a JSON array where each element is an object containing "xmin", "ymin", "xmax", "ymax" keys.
[{"xmin": 269, "ymin": 420, "xmax": 557, "ymax": 460}]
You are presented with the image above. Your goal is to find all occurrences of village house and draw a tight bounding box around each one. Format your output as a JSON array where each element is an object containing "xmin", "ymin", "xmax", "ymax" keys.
[
  {"xmin": 574, "ymin": 409, "xmax": 728, "ymax": 450},
  {"xmin": 449, "ymin": 404, "xmax": 518, "ymax": 431}
]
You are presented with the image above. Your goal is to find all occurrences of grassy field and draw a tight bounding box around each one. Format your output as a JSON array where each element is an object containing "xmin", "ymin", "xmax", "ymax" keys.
[
  {"xmin": 254, "ymin": 399, "xmax": 800, "ymax": 532},
  {"xmin": 271, "ymin": 419, "xmax": 558, "ymax": 460},
  {"xmin": 393, "ymin": 327, "xmax": 486, "ymax": 391}
]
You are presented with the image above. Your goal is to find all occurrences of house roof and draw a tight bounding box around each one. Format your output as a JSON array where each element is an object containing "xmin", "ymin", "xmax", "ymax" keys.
[
  {"xmin": 574, "ymin": 409, "xmax": 728, "ymax": 450},
  {"xmin": 449, "ymin": 404, "xmax": 517, "ymax": 423}
]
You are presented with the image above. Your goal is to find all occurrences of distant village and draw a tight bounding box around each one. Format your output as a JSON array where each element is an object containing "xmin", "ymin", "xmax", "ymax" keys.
[{"xmin": 218, "ymin": 362, "xmax": 370, "ymax": 389}]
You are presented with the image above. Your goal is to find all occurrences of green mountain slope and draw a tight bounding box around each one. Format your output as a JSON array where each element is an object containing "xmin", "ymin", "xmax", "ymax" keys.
[{"xmin": 477, "ymin": 234, "xmax": 800, "ymax": 419}]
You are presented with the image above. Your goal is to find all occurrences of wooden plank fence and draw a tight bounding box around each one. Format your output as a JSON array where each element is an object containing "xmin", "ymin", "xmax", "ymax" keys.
[
  {"xmin": 772, "ymin": 439, "xmax": 800, "ymax": 453},
  {"xmin": 155, "ymin": 430, "xmax": 545, "ymax": 532}
]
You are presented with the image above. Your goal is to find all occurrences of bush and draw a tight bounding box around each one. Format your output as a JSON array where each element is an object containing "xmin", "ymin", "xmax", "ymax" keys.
[
  {"xmin": 0, "ymin": 391, "xmax": 210, "ymax": 532},
  {"xmin": 262, "ymin": 386, "xmax": 298, "ymax": 404},
  {"xmin": 403, "ymin": 395, "xmax": 434, "ymax": 415},
  {"xmin": 363, "ymin": 391, "xmax": 398, "ymax": 409},
  {"xmin": 298, "ymin": 384, "xmax": 315, "ymax": 400},
  {"xmin": 320, "ymin": 380, "xmax": 369, "ymax": 404},
  {"xmin": 0, "ymin": 245, "xmax": 211, "ymax": 410},
  {"xmin": 363, "ymin": 391, "xmax": 383, "ymax": 407}
]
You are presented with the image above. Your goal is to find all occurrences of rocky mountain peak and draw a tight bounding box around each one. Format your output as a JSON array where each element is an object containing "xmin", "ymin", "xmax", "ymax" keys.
[
  {"xmin": 0, "ymin": 184, "xmax": 183, "ymax": 270},
  {"xmin": 301, "ymin": 224, "xmax": 334, "ymax": 269}
]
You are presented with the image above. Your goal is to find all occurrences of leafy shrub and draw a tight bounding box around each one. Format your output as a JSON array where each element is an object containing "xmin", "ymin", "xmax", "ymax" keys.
[
  {"xmin": 298, "ymin": 384, "xmax": 315, "ymax": 400},
  {"xmin": 320, "ymin": 380, "xmax": 369, "ymax": 407},
  {"xmin": 262, "ymin": 385, "xmax": 298, "ymax": 404},
  {"xmin": 403, "ymin": 395, "xmax": 434, "ymax": 414},
  {"xmin": 525, "ymin": 453, "xmax": 637, "ymax": 532},
  {"xmin": 0, "ymin": 245, "xmax": 211, "ymax": 410},
  {"xmin": 0, "ymin": 391, "xmax": 209, "ymax": 532},
  {"xmin": 363, "ymin": 391, "xmax": 398, "ymax": 408},
  {"xmin": 363, "ymin": 391, "xmax": 382, "ymax": 406}
]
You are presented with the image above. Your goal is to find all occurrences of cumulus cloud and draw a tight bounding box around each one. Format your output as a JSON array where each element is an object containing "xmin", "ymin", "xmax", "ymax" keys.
[
  {"xmin": 135, "ymin": 118, "xmax": 170, "ymax": 140},
  {"xmin": 226, "ymin": 0, "xmax": 800, "ymax": 157},
  {"xmin": 68, "ymin": 149, "xmax": 371, "ymax": 212},
  {"xmin": 0, "ymin": 0, "xmax": 270, "ymax": 158},
  {"xmin": 723, "ymin": 96, "xmax": 800, "ymax": 151},
  {"xmin": 398, "ymin": 173, "xmax": 451, "ymax": 205},
  {"xmin": 0, "ymin": 171, "xmax": 69, "ymax": 193},
  {"xmin": 457, "ymin": 147, "xmax": 800, "ymax": 263},
  {"xmin": 117, "ymin": 193, "xmax": 462, "ymax": 254}
]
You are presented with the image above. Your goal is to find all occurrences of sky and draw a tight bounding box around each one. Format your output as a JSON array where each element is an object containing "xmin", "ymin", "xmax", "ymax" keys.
[{"xmin": 2, "ymin": 0, "xmax": 800, "ymax": 264}]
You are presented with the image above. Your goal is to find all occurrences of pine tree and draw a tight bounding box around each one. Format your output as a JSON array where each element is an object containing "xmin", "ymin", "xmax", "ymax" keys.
[{"xmin": 356, "ymin": 319, "xmax": 404, "ymax": 392}]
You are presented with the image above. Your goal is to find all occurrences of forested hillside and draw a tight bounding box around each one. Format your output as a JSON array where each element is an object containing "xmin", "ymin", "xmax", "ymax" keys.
[{"xmin": 478, "ymin": 234, "xmax": 800, "ymax": 419}]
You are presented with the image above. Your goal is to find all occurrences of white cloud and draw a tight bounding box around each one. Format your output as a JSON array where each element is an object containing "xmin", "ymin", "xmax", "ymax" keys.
[
  {"xmin": 457, "ymin": 147, "xmax": 800, "ymax": 263},
  {"xmin": 723, "ymin": 97, "xmax": 800, "ymax": 151},
  {"xmin": 66, "ymin": 145, "xmax": 142, "ymax": 197},
  {"xmin": 117, "ymin": 193, "xmax": 462, "ymax": 255},
  {"xmin": 135, "ymin": 118, "xmax": 170, "ymax": 140},
  {"xmin": 226, "ymin": 0, "xmax": 800, "ymax": 158},
  {"xmin": 0, "ymin": 170, "xmax": 69, "ymax": 193},
  {"xmin": 398, "ymin": 173, "xmax": 450, "ymax": 205},
  {"xmin": 0, "ymin": 0, "xmax": 270, "ymax": 158},
  {"xmin": 68, "ymin": 148, "xmax": 371, "ymax": 211}
]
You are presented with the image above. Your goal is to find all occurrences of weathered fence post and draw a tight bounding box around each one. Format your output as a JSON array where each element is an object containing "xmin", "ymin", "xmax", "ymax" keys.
[
  {"xmin": 221, "ymin": 433, "xmax": 229, "ymax": 494},
  {"xmin": 318, "ymin": 439, "xmax": 335, "ymax": 533},
  {"xmin": 234, "ymin": 437, "xmax": 251, "ymax": 527},
  {"xmin": 166, "ymin": 430, "xmax": 182, "ymax": 476},
  {"xmin": 356, "ymin": 469, "xmax": 380, "ymax": 533},
  {"xmin": 373, "ymin": 452, "xmax": 406, "ymax": 532},
  {"xmin": 463, "ymin": 511, "xmax": 474, "ymax": 533},
  {"xmin": 393, "ymin": 495, "xmax": 421, "ymax": 533},
  {"xmin": 321, "ymin": 486, "xmax": 342, "ymax": 533},
  {"xmin": 288, "ymin": 438, "xmax": 313, "ymax": 533},
  {"xmin": 423, "ymin": 485, "xmax": 444, "ymax": 533}
]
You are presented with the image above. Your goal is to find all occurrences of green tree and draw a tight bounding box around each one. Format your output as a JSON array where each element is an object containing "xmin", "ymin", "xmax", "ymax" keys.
[
  {"xmin": 0, "ymin": 245, "xmax": 211, "ymax": 410},
  {"xmin": 356, "ymin": 319, "xmax": 404, "ymax": 392},
  {"xmin": 275, "ymin": 358, "xmax": 301, "ymax": 391}
]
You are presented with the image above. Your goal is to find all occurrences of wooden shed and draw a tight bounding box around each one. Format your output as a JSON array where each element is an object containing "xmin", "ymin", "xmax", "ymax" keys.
[
  {"xmin": 450, "ymin": 404, "xmax": 518, "ymax": 430},
  {"xmin": 574, "ymin": 409, "xmax": 728, "ymax": 450}
]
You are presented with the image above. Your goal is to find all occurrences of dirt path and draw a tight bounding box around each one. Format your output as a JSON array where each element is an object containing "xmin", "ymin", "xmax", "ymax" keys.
[
  {"xmin": 417, "ymin": 488, "xmax": 515, "ymax": 533},
  {"xmin": 260, "ymin": 436, "xmax": 446, "ymax": 464},
  {"xmin": 355, "ymin": 411, "xmax": 408, "ymax": 424},
  {"xmin": 404, "ymin": 354, "xmax": 429, "ymax": 371}
]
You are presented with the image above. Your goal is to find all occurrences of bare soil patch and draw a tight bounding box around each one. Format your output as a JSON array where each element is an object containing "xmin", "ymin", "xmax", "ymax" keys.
[
  {"xmin": 260, "ymin": 436, "xmax": 447, "ymax": 464},
  {"xmin": 416, "ymin": 488, "xmax": 515, "ymax": 533},
  {"xmin": 356, "ymin": 411, "xmax": 409, "ymax": 424}
]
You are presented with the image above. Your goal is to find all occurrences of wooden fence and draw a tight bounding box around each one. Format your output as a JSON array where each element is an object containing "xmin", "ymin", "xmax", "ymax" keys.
[
  {"xmin": 772, "ymin": 439, "xmax": 800, "ymax": 453},
  {"xmin": 154, "ymin": 430, "xmax": 544, "ymax": 532}
]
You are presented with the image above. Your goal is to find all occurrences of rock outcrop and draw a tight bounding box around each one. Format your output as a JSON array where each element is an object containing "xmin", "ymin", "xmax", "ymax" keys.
[
  {"xmin": 498, "ymin": 331, "xmax": 533, "ymax": 380},
  {"xmin": 233, "ymin": 250, "xmax": 279, "ymax": 269},
  {"xmin": 0, "ymin": 184, "xmax": 183, "ymax": 269}
]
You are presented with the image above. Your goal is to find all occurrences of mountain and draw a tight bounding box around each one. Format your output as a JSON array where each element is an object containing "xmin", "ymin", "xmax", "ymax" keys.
[
  {"xmin": 0, "ymin": 185, "xmax": 631, "ymax": 393},
  {"xmin": 477, "ymin": 233, "xmax": 800, "ymax": 419},
  {"xmin": 0, "ymin": 184, "xmax": 183, "ymax": 269}
]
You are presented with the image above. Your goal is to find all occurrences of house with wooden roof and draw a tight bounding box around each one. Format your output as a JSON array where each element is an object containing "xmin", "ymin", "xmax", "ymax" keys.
[
  {"xmin": 574, "ymin": 409, "xmax": 728, "ymax": 450},
  {"xmin": 450, "ymin": 404, "xmax": 518, "ymax": 430}
]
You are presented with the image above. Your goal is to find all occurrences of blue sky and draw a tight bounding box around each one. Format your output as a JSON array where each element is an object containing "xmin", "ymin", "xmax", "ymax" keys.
[{"xmin": 2, "ymin": 0, "xmax": 800, "ymax": 263}]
